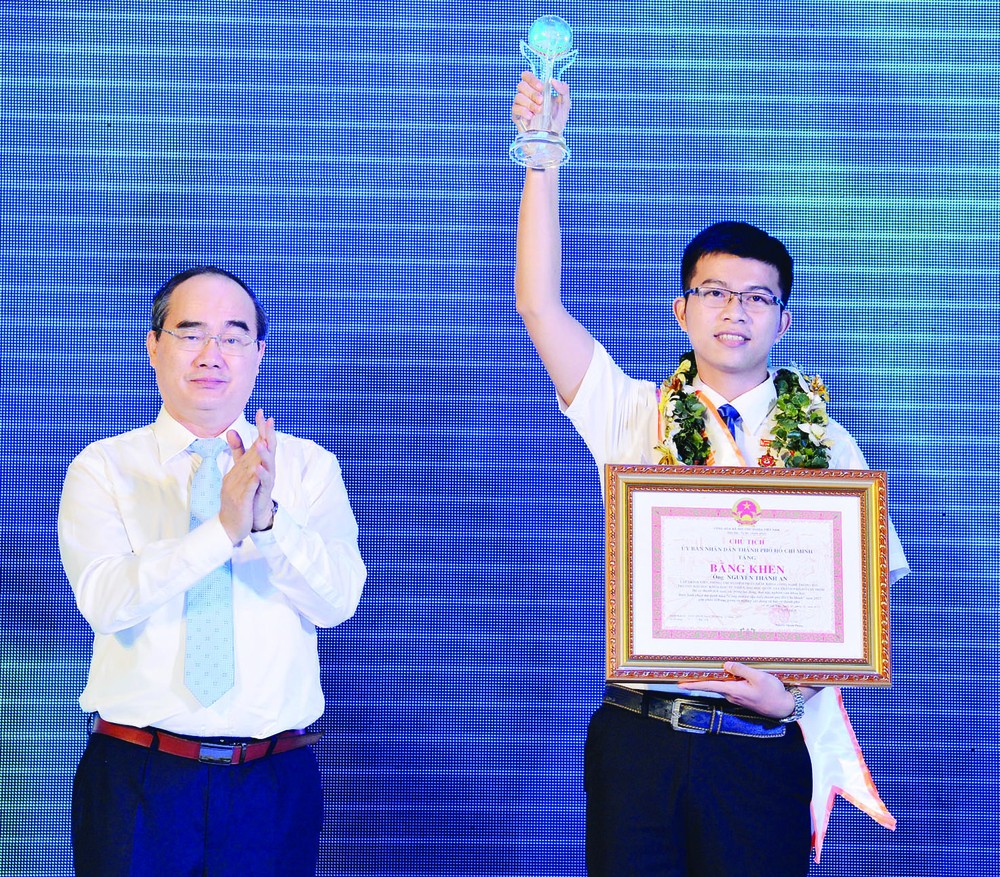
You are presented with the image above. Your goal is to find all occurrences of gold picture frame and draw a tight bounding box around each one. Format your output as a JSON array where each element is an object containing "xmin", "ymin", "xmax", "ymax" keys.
[{"xmin": 605, "ymin": 465, "xmax": 890, "ymax": 686}]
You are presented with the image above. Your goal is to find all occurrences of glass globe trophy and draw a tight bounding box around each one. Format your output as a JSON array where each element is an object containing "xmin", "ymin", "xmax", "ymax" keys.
[{"xmin": 510, "ymin": 15, "xmax": 578, "ymax": 168}]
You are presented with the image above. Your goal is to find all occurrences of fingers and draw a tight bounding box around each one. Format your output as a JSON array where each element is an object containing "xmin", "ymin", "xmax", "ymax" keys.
[
  {"xmin": 254, "ymin": 448, "xmax": 275, "ymax": 491},
  {"xmin": 226, "ymin": 429, "xmax": 245, "ymax": 460},
  {"xmin": 224, "ymin": 427, "xmax": 266, "ymax": 493},
  {"xmin": 224, "ymin": 452, "xmax": 261, "ymax": 494},
  {"xmin": 515, "ymin": 73, "xmax": 545, "ymax": 107},
  {"xmin": 678, "ymin": 662, "xmax": 791, "ymax": 717},
  {"xmin": 512, "ymin": 71, "xmax": 572, "ymax": 138},
  {"xmin": 512, "ymin": 70, "xmax": 544, "ymax": 129},
  {"xmin": 254, "ymin": 408, "xmax": 276, "ymax": 452},
  {"xmin": 678, "ymin": 662, "xmax": 746, "ymax": 691},
  {"xmin": 219, "ymin": 458, "xmax": 258, "ymax": 544},
  {"xmin": 520, "ymin": 69, "xmax": 543, "ymax": 90},
  {"xmin": 249, "ymin": 410, "xmax": 277, "ymax": 532},
  {"xmin": 512, "ymin": 94, "xmax": 540, "ymax": 128},
  {"xmin": 252, "ymin": 409, "xmax": 276, "ymax": 476},
  {"xmin": 722, "ymin": 661, "xmax": 758, "ymax": 682},
  {"xmin": 220, "ymin": 413, "xmax": 280, "ymax": 543},
  {"xmin": 549, "ymin": 79, "xmax": 572, "ymax": 131}
]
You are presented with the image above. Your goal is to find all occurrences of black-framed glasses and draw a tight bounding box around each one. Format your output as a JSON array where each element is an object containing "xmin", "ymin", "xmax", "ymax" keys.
[
  {"xmin": 161, "ymin": 328, "xmax": 260, "ymax": 355},
  {"xmin": 684, "ymin": 287, "xmax": 785, "ymax": 313}
]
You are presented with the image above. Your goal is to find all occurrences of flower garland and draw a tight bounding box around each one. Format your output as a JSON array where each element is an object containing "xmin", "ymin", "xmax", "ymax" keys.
[{"xmin": 654, "ymin": 352, "xmax": 832, "ymax": 469}]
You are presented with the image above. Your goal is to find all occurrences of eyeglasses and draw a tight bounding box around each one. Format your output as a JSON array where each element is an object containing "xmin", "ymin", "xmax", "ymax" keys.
[
  {"xmin": 161, "ymin": 328, "xmax": 260, "ymax": 355},
  {"xmin": 684, "ymin": 287, "xmax": 785, "ymax": 313}
]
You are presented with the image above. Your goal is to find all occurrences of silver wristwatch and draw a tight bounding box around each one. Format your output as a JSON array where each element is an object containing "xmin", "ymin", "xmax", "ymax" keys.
[{"xmin": 778, "ymin": 685, "xmax": 805, "ymax": 723}]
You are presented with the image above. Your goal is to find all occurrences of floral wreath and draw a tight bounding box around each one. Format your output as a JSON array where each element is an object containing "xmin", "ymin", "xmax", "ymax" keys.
[{"xmin": 654, "ymin": 351, "xmax": 831, "ymax": 468}]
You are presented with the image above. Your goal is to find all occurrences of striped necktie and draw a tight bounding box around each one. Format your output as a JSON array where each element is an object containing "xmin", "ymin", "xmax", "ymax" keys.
[{"xmin": 184, "ymin": 438, "xmax": 235, "ymax": 707}]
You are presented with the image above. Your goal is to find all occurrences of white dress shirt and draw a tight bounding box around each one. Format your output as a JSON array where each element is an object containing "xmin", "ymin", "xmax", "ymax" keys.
[
  {"xmin": 563, "ymin": 341, "xmax": 909, "ymax": 579},
  {"xmin": 58, "ymin": 408, "xmax": 366, "ymax": 738}
]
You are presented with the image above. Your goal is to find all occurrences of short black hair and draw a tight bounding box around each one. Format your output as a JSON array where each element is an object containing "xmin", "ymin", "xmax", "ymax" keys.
[
  {"xmin": 150, "ymin": 266, "xmax": 268, "ymax": 339},
  {"xmin": 681, "ymin": 221, "xmax": 794, "ymax": 305}
]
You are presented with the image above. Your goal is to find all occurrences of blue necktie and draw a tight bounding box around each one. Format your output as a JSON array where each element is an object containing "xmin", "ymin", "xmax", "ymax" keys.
[
  {"xmin": 717, "ymin": 404, "xmax": 742, "ymax": 439},
  {"xmin": 184, "ymin": 438, "xmax": 235, "ymax": 707}
]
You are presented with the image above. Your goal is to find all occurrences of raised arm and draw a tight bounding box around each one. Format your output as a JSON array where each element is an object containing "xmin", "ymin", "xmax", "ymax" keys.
[{"xmin": 512, "ymin": 71, "xmax": 595, "ymax": 406}]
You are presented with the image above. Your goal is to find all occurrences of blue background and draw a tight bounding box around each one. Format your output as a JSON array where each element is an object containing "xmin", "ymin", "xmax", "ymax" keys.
[{"xmin": 2, "ymin": 2, "xmax": 998, "ymax": 875}]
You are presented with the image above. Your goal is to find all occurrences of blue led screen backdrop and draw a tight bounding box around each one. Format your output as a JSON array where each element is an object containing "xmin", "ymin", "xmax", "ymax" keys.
[{"xmin": 1, "ymin": 3, "xmax": 998, "ymax": 875}]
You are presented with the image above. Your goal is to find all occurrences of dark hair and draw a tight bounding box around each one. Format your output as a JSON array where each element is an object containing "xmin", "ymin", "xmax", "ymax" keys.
[
  {"xmin": 150, "ymin": 266, "xmax": 268, "ymax": 340},
  {"xmin": 681, "ymin": 221, "xmax": 794, "ymax": 305}
]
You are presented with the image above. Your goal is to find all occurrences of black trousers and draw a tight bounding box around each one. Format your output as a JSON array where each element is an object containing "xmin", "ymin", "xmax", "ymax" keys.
[
  {"xmin": 72, "ymin": 732, "xmax": 323, "ymax": 877},
  {"xmin": 585, "ymin": 703, "xmax": 813, "ymax": 877}
]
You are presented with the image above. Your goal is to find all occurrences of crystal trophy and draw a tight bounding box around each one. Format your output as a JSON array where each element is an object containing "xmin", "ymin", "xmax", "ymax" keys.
[{"xmin": 509, "ymin": 15, "xmax": 578, "ymax": 168}]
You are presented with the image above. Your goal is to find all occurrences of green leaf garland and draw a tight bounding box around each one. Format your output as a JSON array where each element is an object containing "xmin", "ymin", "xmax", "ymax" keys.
[{"xmin": 655, "ymin": 354, "xmax": 831, "ymax": 469}]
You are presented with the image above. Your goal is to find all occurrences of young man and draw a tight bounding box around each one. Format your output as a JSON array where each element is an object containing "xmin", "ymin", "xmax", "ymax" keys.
[
  {"xmin": 58, "ymin": 266, "xmax": 367, "ymax": 876},
  {"xmin": 512, "ymin": 72, "xmax": 909, "ymax": 876}
]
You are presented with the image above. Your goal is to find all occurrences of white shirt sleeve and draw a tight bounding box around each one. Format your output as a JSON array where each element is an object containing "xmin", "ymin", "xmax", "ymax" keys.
[
  {"xmin": 249, "ymin": 437, "xmax": 366, "ymax": 627},
  {"xmin": 58, "ymin": 435, "xmax": 235, "ymax": 635},
  {"xmin": 823, "ymin": 419, "xmax": 910, "ymax": 584},
  {"xmin": 562, "ymin": 341, "xmax": 660, "ymax": 485}
]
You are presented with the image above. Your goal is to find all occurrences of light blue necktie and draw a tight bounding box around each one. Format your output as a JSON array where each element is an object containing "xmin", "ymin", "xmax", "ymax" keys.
[
  {"xmin": 717, "ymin": 403, "xmax": 742, "ymax": 439},
  {"xmin": 184, "ymin": 438, "xmax": 235, "ymax": 707}
]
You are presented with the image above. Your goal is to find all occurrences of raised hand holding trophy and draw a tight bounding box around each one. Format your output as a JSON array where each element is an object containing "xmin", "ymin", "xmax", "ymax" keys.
[{"xmin": 509, "ymin": 15, "xmax": 578, "ymax": 168}]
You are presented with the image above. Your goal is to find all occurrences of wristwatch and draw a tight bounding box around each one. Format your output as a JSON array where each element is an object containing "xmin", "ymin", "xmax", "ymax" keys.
[
  {"xmin": 252, "ymin": 501, "xmax": 278, "ymax": 533},
  {"xmin": 779, "ymin": 685, "xmax": 805, "ymax": 723}
]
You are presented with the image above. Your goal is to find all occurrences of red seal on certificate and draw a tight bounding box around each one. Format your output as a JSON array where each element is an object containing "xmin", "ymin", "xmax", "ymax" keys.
[{"xmin": 769, "ymin": 604, "xmax": 791, "ymax": 625}]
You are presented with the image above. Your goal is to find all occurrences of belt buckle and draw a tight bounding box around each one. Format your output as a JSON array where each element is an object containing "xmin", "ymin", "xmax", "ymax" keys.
[
  {"xmin": 198, "ymin": 742, "xmax": 235, "ymax": 765},
  {"xmin": 670, "ymin": 698, "xmax": 709, "ymax": 734}
]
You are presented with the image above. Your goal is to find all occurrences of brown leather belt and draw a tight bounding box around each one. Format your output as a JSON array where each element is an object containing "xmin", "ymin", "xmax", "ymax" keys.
[{"xmin": 92, "ymin": 717, "xmax": 322, "ymax": 765}]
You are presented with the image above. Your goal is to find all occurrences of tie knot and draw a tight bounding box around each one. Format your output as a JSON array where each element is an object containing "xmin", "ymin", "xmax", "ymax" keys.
[
  {"xmin": 717, "ymin": 404, "xmax": 742, "ymax": 438},
  {"xmin": 189, "ymin": 438, "xmax": 228, "ymax": 461}
]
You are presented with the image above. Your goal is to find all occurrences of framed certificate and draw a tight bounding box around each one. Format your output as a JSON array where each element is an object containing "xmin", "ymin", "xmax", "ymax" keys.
[{"xmin": 605, "ymin": 465, "xmax": 890, "ymax": 686}]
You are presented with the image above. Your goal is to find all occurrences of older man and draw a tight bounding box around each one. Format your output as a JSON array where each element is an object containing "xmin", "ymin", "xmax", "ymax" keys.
[{"xmin": 58, "ymin": 266, "xmax": 366, "ymax": 876}]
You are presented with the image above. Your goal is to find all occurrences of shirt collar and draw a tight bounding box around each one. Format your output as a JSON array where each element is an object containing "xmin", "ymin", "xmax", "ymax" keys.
[
  {"xmin": 151, "ymin": 407, "xmax": 256, "ymax": 464},
  {"xmin": 693, "ymin": 372, "xmax": 777, "ymax": 435}
]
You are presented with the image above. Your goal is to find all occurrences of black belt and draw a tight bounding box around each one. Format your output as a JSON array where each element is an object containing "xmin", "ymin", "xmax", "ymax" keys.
[{"xmin": 603, "ymin": 685, "xmax": 786, "ymax": 739}]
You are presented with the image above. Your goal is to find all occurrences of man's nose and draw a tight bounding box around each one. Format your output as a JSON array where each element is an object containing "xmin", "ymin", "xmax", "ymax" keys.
[
  {"xmin": 720, "ymin": 292, "xmax": 749, "ymax": 317},
  {"xmin": 193, "ymin": 336, "xmax": 226, "ymax": 363}
]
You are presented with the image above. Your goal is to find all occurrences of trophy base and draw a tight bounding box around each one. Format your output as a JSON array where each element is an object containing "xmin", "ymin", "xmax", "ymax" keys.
[{"xmin": 509, "ymin": 130, "xmax": 570, "ymax": 169}]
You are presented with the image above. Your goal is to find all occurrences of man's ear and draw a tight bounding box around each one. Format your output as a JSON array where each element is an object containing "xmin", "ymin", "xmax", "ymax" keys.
[
  {"xmin": 672, "ymin": 296, "xmax": 688, "ymax": 332},
  {"xmin": 775, "ymin": 308, "xmax": 792, "ymax": 342}
]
